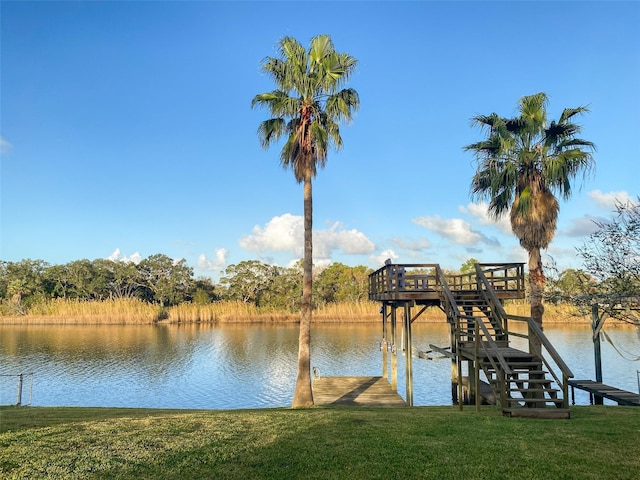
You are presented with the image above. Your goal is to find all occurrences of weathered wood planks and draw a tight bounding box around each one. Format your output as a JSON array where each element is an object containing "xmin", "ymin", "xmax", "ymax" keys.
[
  {"xmin": 313, "ymin": 376, "xmax": 407, "ymax": 407},
  {"xmin": 569, "ymin": 380, "xmax": 640, "ymax": 406}
]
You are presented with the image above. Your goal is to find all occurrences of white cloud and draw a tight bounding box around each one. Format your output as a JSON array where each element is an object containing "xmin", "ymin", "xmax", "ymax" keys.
[
  {"xmin": 240, "ymin": 214, "xmax": 303, "ymax": 255},
  {"xmin": 391, "ymin": 236, "xmax": 431, "ymax": 251},
  {"xmin": 588, "ymin": 190, "xmax": 633, "ymax": 210},
  {"xmin": 370, "ymin": 249, "xmax": 398, "ymax": 267},
  {"xmin": 561, "ymin": 215, "xmax": 604, "ymax": 237},
  {"xmin": 239, "ymin": 214, "xmax": 375, "ymax": 262},
  {"xmin": 412, "ymin": 215, "xmax": 500, "ymax": 247},
  {"xmin": 313, "ymin": 222, "xmax": 375, "ymax": 259},
  {"xmin": 107, "ymin": 248, "xmax": 142, "ymax": 264},
  {"xmin": 0, "ymin": 137, "xmax": 12, "ymax": 155},
  {"xmin": 459, "ymin": 202, "xmax": 512, "ymax": 234},
  {"xmin": 506, "ymin": 245, "xmax": 528, "ymax": 264},
  {"xmin": 197, "ymin": 248, "xmax": 229, "ymax": 272}
]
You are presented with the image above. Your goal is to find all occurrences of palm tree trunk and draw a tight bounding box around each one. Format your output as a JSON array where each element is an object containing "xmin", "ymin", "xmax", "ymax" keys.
[
  {"xmin": 292, "ymin": 172, "xmax": 314, "ymax": 407},
  {"xmin": 528, "ymin": 247, "xmax": 545, "ymax": 357}
]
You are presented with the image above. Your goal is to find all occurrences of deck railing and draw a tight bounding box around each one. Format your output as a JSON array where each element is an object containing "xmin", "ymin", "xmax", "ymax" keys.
[
  {"xmin": 368, "ymin": 263, "xmax": 440, "ymax": 299},
  {"xmin": 368, "ymin": 262, "xmax": 525, "ymax": 299},
  {"xmin": 445, "ymin": 263, "xmax": 525, "ymax": 294}
]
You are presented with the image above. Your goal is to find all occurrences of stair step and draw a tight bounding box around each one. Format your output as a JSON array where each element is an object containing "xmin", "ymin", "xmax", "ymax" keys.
[
  {"xmin": 508, "ymin": 387, "xmax": 560, "ymax": 394},
  {"xmin": 502, "ymin": 408, "xmax": 571, "ymax": 419},
  {"xmin": 507, "ymin": 397, "xmax": 564, "ymax": 404},
  {"xmin": 511, "ymin": 378, "xmax": 551, "ymax": 383},
  {"xmin": 509, "ymin": 370, "xmax": 548, "ymax": 376}
]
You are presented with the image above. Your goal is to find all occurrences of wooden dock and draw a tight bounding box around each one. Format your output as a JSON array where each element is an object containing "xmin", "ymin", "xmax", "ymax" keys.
[
  {"xmin": 569, "ymin": 380, "xmax": 640, "ymax": 406},
  {"xmin": 313, "ymin": 376, "xmax": 407, "ymax": 407}
]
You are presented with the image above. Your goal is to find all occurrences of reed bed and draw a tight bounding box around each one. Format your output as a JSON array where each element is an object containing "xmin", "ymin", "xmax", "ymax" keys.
[
  {"xmin": 0, "ymin": 298, "xmax": 594, "ymax": 325},
  {"xmin": 0, "ymin": 298, "xmax": 161, "ymax": 325},
  {"xmin": 504, "ymin": 301, "xmax": 590, "ymax": 323},
  {"xmin": 168, "ymin": 301, "xmax": 298, "ymax": 324}
]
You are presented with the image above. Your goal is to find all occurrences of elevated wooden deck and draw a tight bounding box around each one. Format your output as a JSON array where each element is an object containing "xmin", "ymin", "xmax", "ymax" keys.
[
  {"xmin": 368, "ymin": 262, "xmax": 525, "ymax": 305},
  {"xmin": 313, "ymin": 376, "xmax": 407, "ymax": 407},
  {"xmin": 569, "ymin": 380, "xmax": 640, "ymax": 406},
  {"xmin": 366, "ymin": 262, "xmax": 576, "ymax": 418}
]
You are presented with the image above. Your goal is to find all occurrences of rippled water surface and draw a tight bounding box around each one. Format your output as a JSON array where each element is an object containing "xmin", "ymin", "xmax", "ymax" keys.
[{"xmin": 1, "ymin": 323, "xmax": 639, "ymax": 408}]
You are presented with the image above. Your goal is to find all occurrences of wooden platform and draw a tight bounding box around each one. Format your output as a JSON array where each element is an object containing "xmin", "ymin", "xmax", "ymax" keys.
[
  {"xmin": 312, "ymin": 376, "xmax": 407, "ymax": 407},
  {"xmin": 569, "ymin": 380, "xmax": 640, "ymax": 406}
]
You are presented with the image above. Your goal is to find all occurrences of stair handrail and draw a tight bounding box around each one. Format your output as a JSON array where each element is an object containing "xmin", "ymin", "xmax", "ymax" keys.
[
  {"xmin": 473, "ymin": 315, "xmax": 513, "ymax": 377},
  {"xmin": 438, "ymin": 266, "xmax": 511, "ymax": 376},
  {"xmin": 523, "ymin": 317, "xmax": 574, "ymax": 379},
  {"xmin": 438, "ymin": 265, "xmax": 512, "ymax": 407},
  {"xmin": 475, "ymin": 265, "xmax": 573, "ymax": 378},
  {"xmin": 504, "ymin": 315, "xmax": 574, "ymax": 409},
  {"xmin": 435, "ymin": 265, "xmax": 461, "ymax": 323},
  {"xmin": 474, "ymin": 264, "xmax": 510, "ymax": 331},
  {"xmin": 475, "ymin": 265, "xmax": 574, "ymax": 407}
]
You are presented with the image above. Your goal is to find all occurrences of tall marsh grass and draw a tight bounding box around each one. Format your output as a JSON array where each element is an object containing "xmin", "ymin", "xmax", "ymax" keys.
[
  {"xmin": 0, "ymin": 298, "xmax": 161, "ymax": 324},
  {"xmin": 168, "ymin": 301, "xmax": 296, "ymax": 323},
  {"xmin": 504, "ymin": 301, "xmax": 589, "ymax": 323},
  {"xmin": 0, "ymin": 298, "xmax": 593, "ymax": 325}
]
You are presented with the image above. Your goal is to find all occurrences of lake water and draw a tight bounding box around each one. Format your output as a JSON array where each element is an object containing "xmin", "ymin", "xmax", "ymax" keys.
[{"xmin": 1, "ymin": 323, "xmax": 639, "ymax": 408}]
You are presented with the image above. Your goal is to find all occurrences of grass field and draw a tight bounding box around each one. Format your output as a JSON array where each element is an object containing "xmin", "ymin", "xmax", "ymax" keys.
[{"xmin": 1, "ymin": 405, "xmax": 639, "ymax": 479}]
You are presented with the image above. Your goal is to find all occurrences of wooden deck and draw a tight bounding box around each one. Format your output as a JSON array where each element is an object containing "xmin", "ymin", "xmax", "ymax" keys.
[
  {"xmin": 313, "ymin": 376, "xmax": 407, "ymax": 407},
  {"xmin": 458, "ymin": 346, "xmax": 535, "ymax": 362},
  {"xmin": 368, "ymin": 262, "xmax": 526, "ymax": 305},
  {"xmin": 569, "ymin": 380, "xmax": 640, "ymax": 406}
]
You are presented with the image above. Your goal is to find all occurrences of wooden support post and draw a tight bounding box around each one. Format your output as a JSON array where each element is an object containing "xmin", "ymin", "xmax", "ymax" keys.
[
  {"xmin": 382, "ymin": 304, "xmax": 388, "ymax": 380},
  {"xmin": 450, "ymin": 320, "xmax": 459, "ymax": 406},
  {"xmin": 475, "ymin": 322, "xmax": 481, "ymax": 412},
  {"xmin": 391, "ymin": 305, "xmax": 398, "ymax": 391},
  {"xmin": 404, "ymin": 303, "xmax": 414, "ymax": 407},
  {"xmin": 592, "ymin": 304, "xmax": 604, "ymax": 405},
  {"xmin": 463, "ymin": 306, "xmax": 476, "ymax": 400}
]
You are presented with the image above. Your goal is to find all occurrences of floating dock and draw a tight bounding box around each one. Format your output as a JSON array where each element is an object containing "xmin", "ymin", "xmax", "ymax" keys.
[{"xmin": 569, "ymin": 380, "xmax": 640, "ymax": 406}]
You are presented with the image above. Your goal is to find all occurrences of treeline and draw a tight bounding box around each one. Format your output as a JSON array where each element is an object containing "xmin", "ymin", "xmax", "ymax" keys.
[
  {"xmin": 2, "ymin": 253, "xmax": 634, "ymax": 319},
  {"xmin": 0, "ymin": 255, "xmax": 371, "ymax": 316}
]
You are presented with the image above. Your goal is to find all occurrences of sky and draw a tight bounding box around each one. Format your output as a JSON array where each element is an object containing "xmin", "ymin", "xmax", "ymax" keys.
[{"xmin": 1, "ymin": 1, "xmax": 639, "ymax": 281}]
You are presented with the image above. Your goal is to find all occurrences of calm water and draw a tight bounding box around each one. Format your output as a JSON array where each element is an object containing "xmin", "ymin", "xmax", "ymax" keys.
[{"xmin": 1, "ymin": 323, "xmax": 639, "ymax": 408}]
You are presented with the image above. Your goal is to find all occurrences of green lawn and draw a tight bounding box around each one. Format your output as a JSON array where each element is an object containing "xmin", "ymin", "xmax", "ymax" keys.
[{"xmin": 1, "ymin": 405, "xmax": 639, "ymax": 479}]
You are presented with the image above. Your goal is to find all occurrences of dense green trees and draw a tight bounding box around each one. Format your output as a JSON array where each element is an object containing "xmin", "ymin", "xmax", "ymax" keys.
[
  {"xmin": 0, "ymin": 255, "xmax": 196, "ymax": 313},
  {"xmin": 0, "ymin": 256, "xmax": 372, "ymax": 316},
  {"xmin": 2, "ymin": 254, "xmax": 633, "ymax": 321}
]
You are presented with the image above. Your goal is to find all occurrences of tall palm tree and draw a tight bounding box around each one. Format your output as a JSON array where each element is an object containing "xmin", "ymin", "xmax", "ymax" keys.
[
  {"xmin": 251, "ymin": 35, "xmax": 359, "ymax": 407},
  {"xmin": 465, "ymin": 92, "xmax": 595, "ymax": 339}
]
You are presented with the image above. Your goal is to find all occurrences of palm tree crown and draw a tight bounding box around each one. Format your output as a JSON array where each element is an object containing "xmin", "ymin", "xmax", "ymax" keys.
[
  {"xmin": 465, "ymin": 92, "xmax": 595, "ymax": 330},
  {"xmin": 466, "ymin": 92, "xmax": 595, "ymax": 251},
  {"xmin": 251, "ymin": 35, "xmax": 359, "ymax": 181}
]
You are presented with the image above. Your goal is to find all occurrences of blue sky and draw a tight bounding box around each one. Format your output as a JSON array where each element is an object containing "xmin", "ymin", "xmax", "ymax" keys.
[{"xmin": 1, "ymin": 1, "xmax": 639, "ymax": 280}]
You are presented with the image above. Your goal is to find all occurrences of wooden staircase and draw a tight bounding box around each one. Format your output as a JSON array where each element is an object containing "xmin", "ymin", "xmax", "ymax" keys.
[{"xmin": 439, "ymin": 265, "xmax": 573, "ymax": 419}]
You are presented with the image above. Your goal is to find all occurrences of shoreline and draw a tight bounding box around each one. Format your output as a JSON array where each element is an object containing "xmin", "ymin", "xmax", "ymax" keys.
[
  {"xmin": 0, "ymin": 299, "xmax": 624, "ymax": 326},
  {"xmin": 0, "ymin": 313, "xmax": 606, "ymax": 326}
]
